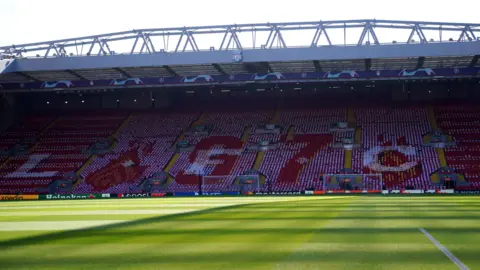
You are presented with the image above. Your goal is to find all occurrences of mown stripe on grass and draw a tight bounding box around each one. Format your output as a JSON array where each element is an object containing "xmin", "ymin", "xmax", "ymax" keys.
[{"xmin": 0, "ymin": 221, "xmax": 127, "ymax": 231}]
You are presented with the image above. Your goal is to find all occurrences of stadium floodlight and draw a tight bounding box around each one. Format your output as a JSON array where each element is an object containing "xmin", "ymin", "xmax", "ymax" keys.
[
  {"xmin": 46, "ymin": 101, "xmax": 49, "ymax": 104},
  {"xmin": 81, "ymin": 100, "xmax": 84, "ymax": 103}
]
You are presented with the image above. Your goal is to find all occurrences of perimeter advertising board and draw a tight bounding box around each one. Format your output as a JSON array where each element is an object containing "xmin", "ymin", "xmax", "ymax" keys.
[
  {"xmin": 0, "ymin": 194, "xmax": 39, "ymax": 201},
  {"xmin": 39, "ymin": 194, "xmax": 100, "ymax": 200}
]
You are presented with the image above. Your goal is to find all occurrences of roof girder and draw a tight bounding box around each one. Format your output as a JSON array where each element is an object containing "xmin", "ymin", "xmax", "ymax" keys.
[{"xmin": 2, "ymin": 19, "xmax": 479, "ymax": 58}]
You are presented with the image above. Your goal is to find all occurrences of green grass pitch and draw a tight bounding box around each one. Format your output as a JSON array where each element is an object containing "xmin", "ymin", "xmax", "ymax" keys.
[{"xmin": 0, "ymin": 196, "xmax": 479, "ymax": 269}]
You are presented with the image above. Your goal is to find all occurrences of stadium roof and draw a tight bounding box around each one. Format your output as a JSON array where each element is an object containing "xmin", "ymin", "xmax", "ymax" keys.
[{"xmin": 0, "ymin": 19, "xmax": 479, "ymax": 84}]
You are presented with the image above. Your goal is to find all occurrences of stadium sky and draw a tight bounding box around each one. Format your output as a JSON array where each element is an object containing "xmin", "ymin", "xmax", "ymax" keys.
[{"xmin": 0, "ymin": 0, "xmax": 478, "ymax": 53}]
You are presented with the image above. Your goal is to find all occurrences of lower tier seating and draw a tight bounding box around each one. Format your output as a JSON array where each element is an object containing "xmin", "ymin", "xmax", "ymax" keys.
[{"xmin": 3, "ymin": 102, "xmax": 480, "ymax": 194}]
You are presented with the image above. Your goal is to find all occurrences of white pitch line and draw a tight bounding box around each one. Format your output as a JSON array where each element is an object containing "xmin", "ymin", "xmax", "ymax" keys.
[{"xmin": 419, "ymin": 228, "xmax": 469, "ymax": 270}]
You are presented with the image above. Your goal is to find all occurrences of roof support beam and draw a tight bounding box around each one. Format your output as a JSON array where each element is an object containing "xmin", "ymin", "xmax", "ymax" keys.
[
  {"xmin": 15, "ymin": 72, "xmax": 40, "ymax": 82},
  {"xmin": 87, "ymin": 37, "xmax": 112, "ymax": 56},
  {"xmin": 132, "ymin": 32, "xmax": 156, "ymax": 54},
  {"xmin": 264, "ymin": 25, "xmax": 287, "ymax": 49},
  {"xmin": 416, "ymin": 57, "xmax": 425, "ymax": 69},
  {"xmin": 219, "ymin": 27, "xmax": 242, "ymax": 50},
  {"xmin": 469, "ymin": 55, "xmax": 479, "ymax": 68},
  {"xmin": 365, "ymin": 58, "xmax": 372, "ymax": 71},
  {"xmin": 243, "ymin": 62, "xmax": 273, "ymax": 73},
  {"xmin": 243, "ymin": 63, "xmax": 258, "ymax": 73},
  {"xmin": 115, "ymin": 68, "xmax": 131, "ymax": 78},
  {"xmin": 458, "ymin": 25, "xmax": 476, "ymax": 42},
  {"xmin": 311, "ymin": 24, "xmax": 332, "ymax": 47},
  {"xmin": 3, "ymin": 20, "xmax": 480, "ymax": 57},
  {"xmin": 212, "ymin": 64, "xmax": 227, "ymax": 75},
  {"xmin": 357, "ymin": 22, "xmax": 379, "ymax": 45},
  {"xmin": 162, "ymin": 65, "xmax": 178, "ymax": 76},
  {"xmin": 407, "ymin": 24, "xmax": 428, "ymax": 44},
  {"xmin": 260, "ymin": 62, "xmax": 273, "ymax": 73},
  {"xmin": 44, "ymin": 43, "xmax": 67, "ymax": 58},
  {"xmin": 65, "ymin": 70, "xmax": 87, "ymax": 80},
  {"xmin": 243, "ymin": 62, "xmax": 272, "ymax": 73},
  {"xmin": 174, "ymin": 29, "xmax": 200, "ymax": 53}
]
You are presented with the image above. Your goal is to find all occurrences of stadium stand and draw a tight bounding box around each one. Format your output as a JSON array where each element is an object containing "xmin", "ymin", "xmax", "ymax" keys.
[
  {"xmin": 2, "ymin": 100, "xmax": 474, "ymax": 194},
  {"xmin": 0, "ymin": 19, "xmax": 479, "ymax": 195}
]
